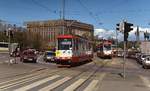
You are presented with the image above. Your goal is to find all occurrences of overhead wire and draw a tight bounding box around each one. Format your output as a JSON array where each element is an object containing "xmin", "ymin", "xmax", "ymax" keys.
[
  {"xmin": 77, "ymin": 0, "xmax": 103, "ymax": 26},
  {"xmin": 31, "ymin": 0, "xmax": 58, "ymax": 15}
]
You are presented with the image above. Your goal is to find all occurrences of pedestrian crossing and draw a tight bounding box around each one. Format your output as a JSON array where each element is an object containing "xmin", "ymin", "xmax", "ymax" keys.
[{"xmin": 0, "ymin": 72, "xmax": 106, "ymax": 91}]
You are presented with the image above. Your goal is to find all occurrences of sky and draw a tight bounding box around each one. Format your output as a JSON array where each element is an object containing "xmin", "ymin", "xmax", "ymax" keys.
[{"xmin": 1, "ymin": 0, "xmax": 150, "ymax": 40}]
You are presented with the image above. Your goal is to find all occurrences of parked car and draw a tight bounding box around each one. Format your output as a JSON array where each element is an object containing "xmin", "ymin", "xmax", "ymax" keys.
[
  {"xmin": 142, "ymin": 56, "xmax": 150, "ymax": 69},
  {"xmin": 135, "ymin": 53, "xmax": 141, "ymax": 59},
  {"xmin": 20, "ymin": 49, "xmax": 37, "ymax": 63},
  {"xmin": 43, "ymin": 51, "xmax": 55, "ymax": 62},
  {"xmin": 137, "ymin": 54, "xmax": 147, "ymax": 64}
]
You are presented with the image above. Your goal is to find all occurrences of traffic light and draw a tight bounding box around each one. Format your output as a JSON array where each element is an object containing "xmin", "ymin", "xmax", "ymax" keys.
[
  {"xmin": 124, "ymin": 22, "xmax": 133, "ymax": 32},
  {"xmin": 116, "ymin": 22, "xmax": 124, "ymax": 33},
  {"xmin": 3, "ymin": 30, "xmax": 9, "ymax": 36},
  {"xmin": 144, "ymin": 31, "xmax": 150, "ymax": 40},
  {"xmin": 124, "ymin": 22, "xmax": 133, "ymax": 41},
  {"xmin": 116, "ymin": 23, "xmax": 120, "ymax": 31},
  {"xmin": 10, "ymin": 30, "xmax": 14, "ymax": 38},
  {"xmin": 124, "ymin": 30, "xmax": 129, "ymax": 41}
]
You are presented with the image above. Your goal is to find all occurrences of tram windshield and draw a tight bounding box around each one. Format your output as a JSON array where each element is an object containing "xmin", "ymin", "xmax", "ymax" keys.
[
  {"xmin": 58, "ymin": 38, "xmax": 72, "ymax": 50},
  {"xmin": 103, "ymin": 44, "xmax": 111, "ymax": 51}
]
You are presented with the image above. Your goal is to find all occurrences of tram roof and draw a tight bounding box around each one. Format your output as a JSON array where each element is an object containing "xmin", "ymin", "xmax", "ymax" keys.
[{"xmin": 57, "ymin": 35, "xmax": 94, "ymax": 43}]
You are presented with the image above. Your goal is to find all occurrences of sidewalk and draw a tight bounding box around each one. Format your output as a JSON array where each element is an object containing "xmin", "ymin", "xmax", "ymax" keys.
[
  {"xmin": 100, "ymin": 73, "xmax": 150, "ymax": 91},
  {"xmin": 95, "ymin": 57, "xmax": 150, "ymax": 91}
]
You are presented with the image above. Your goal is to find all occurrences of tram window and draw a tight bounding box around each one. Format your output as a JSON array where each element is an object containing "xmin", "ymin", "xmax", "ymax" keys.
[
  {"xmin": 58, "ymin": 39, "xmax": 72, "ymax": 50},
  {"xmin": 0, "ymin": 43, "xmax": 8, "ymax": 48},
  {"xmin": 97, "ymin": 46, "xmax": 103, "ymax": 51},
  {"xmin": 75, "ymin": 39, "xmax": 78, "ymax": 50}
]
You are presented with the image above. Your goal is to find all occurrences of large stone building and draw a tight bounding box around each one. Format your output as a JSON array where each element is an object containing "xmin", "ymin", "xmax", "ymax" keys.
[{"xmin": 26, "ymin": 19, "xmax": 94, "ymax": 49}]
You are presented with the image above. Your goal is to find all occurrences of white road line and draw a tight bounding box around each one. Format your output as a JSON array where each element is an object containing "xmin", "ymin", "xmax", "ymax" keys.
[
  {"xmin": 94, "ymin": 73, "xmax": 106, "ymax": 91},
  {"xmin": 0, "ymin": 56, "xmax": 5, "ymax": 58},
  {"xmin": 39, "ymin": 77, "xmax": 72, "ymax": 91},
  {"xmin": 63, "ymin": 79, "xmax": 86, "ymax": 91},
  {"xmin": 0, "ymin": 73, "xmax": 47, "ymax": 90},
  {"xmin": 83, "ymin": 80, "xmax": 99, "ymax": 91},
  {"xmin": 139, "ymin": 75, "xmax": 150, "ymax": 88},
  {"xmin": 14, "ymin": 75, "xmax": 60, "ymax": 91},
  {"xmin": 0, "ymin": 69, "xmax": 47, "ymax": 86}
]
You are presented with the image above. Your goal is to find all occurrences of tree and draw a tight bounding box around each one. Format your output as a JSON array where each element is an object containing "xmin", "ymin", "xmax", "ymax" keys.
[
  {"xmin": 0, "ymin": 31, "xmax": 8, "ymax": 42},
  {"xmin": 118, "ymin": 41, "xmax": 124, "ymax": 49},
  {"xmin": 25, "ymin": 32, "xmax": 49, "ymax": 50}
]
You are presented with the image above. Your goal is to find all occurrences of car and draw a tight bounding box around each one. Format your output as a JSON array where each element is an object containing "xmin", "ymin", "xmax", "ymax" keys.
[
  {"xmin": 142, "ymin": 56, "xmax": 150, "ymax": 69},
  {"xmin": 20, "ymin": 49, "xmax": 37, "ymax": 63},
  {"xmin": 137, "ymin": 54, "xmax": 147, "ymax": 64},
  {"xmin": 135, "ymin": 53, "xmax": 141, "ymax": 59},
  {"xmin": 43, "ymin": 51, "xmax": 55, "ymax": 62}
]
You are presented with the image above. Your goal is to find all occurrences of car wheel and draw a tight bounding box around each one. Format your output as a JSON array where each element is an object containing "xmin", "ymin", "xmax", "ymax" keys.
[
  {"xmin": 143, "ymin": 65, "xmax": 147, "ymax": 69},
  {"xmin": 22, "ymin": 59, "xmax": 26, "ymax": 63},
  {"xmin": 34, "ymin": 59, "xmax": 37, "ymax": 63},
  {"xmin": 20, "ymin": 58, "xmax": 22, "ymax": 62}
]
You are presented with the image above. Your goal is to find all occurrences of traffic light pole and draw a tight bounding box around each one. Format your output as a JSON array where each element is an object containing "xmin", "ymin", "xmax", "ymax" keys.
[
  {"xmin": 116, "ymin": 20, "xmax": 133, "ymax": 79},
  {"xmin": 123, "ymin": 40, "xmax": 126, "ymax": 79},
  {"xmin": 8, "ymin": 28, "xmax": 11, "ymax": 65}
]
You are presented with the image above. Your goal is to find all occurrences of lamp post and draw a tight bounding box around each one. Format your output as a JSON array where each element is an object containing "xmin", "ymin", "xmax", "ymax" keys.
[
  {"xmin": 66, "ymin": 20, "xmax": 77, "ymax": 34},
  {"xmin": 8, "ymin": 28, "xmax": 11, "ymax": 65}
]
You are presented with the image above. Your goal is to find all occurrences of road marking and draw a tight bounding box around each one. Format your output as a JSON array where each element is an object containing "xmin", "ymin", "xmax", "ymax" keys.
[
  {"xmin": 39, "ymin": 77, "xmax": 72, "ymax": 91},
  {"xmin": 0, "ymin": 56, "xmax": 6, "ymax": 58},
  {"xmin": 94, "ymin": 73, "xmax": 106, "ymax": 91},
  {"xmin": 139, "ymin": 75, "xmax": 150, "ymax": 88},
  {"xmin": 0, "ymin": 73, "xmax": 47, "ymax": 90},
  {"xmin": 63, "ymin": 79, "xmax": 86, "ymax": 91},
  {"xmin": 83, "ymin": 80, "xmax": 99, "ymax": 91},
  {"xmin": 14, "ymin": 75, "xmax": 60, "ymax": 91},
  {"xmin": 0, "ymin": 69, "xmax": 47, "ymax": 86}
]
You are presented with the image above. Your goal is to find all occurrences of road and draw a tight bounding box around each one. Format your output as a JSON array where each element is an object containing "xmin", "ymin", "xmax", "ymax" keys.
[{"xmin": 0, "ymin": 53, "xmax": 150, "ymax": 91}]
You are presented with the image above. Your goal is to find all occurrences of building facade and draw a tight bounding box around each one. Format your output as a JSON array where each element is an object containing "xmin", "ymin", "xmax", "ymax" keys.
[{"xmin": 26, "ymin": 19, "xmax": 94, "ymax": 49}]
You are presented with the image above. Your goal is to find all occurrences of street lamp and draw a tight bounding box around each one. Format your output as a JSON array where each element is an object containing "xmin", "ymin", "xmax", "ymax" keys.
[
  {"xmin": 66, "ymin": 20, "xmax": 77, "ymax": 34},
  {"xmin": 7, "ymin": 28, "xmax": 11, "ymax": 65}
]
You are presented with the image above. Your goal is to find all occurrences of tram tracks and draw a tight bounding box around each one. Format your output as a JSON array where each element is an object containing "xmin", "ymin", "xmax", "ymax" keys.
[
  {"xmin": 0, "ymin": 67, "xmax": 68, "ymax": 90},
  {"xmin": 0, "ymin": 60, "xmax": 108, "ymax": 91},
  {"xmin": 52, "ymin": 61, "xmax": 106, "ymax": 91}
]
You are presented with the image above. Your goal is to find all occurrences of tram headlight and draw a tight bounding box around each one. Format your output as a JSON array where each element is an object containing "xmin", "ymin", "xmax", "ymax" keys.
[
  {"xmin": 104, "ymin": 51, "xmax": 112, "ymax": 55},
  {"xmin": 68, "ymin": 50, "xmax": 72, "ymax": 55}
]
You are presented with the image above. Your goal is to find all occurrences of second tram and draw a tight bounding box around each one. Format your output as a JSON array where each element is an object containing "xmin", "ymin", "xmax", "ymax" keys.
[{"xmin": 97, "ymin": 40, "xmax": 112, "ymax": 58}]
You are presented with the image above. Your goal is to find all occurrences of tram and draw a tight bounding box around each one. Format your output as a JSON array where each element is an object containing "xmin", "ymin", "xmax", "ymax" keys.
[
  {"xmin": 0, "ymin": 42, "xmax": 9, "ymax": 52},
  {"xmin": 55, "ymin": 35, "xmax": 93, "ymax": 66},
  {"xmin": 97, "ymin": 40, "xmax": 112, "ymax": 58}
]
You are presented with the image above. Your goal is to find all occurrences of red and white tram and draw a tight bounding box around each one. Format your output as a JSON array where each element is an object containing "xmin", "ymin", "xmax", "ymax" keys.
[
  {"xmin": 97, "ymin": 40, "xmax": 112, "ymax": 58},
  {"xmin": 55, "ymin": 35, "xmax": 93, "ymax": 66}
]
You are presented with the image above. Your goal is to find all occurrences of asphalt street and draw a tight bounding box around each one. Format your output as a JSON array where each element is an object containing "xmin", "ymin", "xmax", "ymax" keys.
[{"xmin": 0, "ymin": 53, "xmax": 150, "ymax": 91}]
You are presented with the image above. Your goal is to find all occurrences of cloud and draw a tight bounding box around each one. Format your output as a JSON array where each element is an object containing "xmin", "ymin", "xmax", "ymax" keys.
[
  {"xmin": 95, "ymin": 27, "xmax": 150, "ymax": 41},
  {"xmin": 94, "ymin": 28, "xmax": 116, "ymax": 39},
  {"xmin": 129, "ymin": 27, "xmax": 150, "ymax": 41}
]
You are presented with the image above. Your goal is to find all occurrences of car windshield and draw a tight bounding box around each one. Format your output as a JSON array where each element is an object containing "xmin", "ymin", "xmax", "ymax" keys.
[
  {"xmin": 28, "ymin": 51, "xmax": 35, "ymax": 55},
  {"xmin": 142, "ymin": 55, "xmax": 146, "ymax": 58},
  {"xmin": 46, "ymin": 52, "xmax": 55, "ymax": 56}
]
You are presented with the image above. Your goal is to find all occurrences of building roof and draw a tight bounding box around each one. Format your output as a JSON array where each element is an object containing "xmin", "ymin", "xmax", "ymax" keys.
[{"xmin": 25, "ymin": 19, "xmax": 94, "ymax": 30}]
